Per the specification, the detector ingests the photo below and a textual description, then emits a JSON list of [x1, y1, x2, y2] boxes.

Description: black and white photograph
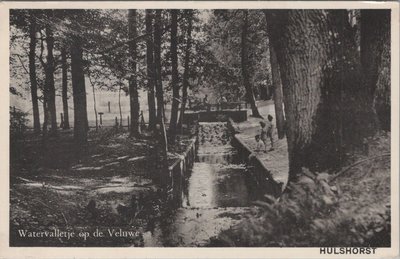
[[4, 1, 398, 254]]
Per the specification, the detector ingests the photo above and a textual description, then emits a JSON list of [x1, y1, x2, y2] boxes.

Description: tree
[[70, 34, 88, 145], [266, 9, 391, 181], [203, 11, 271, 106], [168, 9, 180, 141], [241, 10, 262, 118], [266, 10, 334, 180], [61, 47, 70, 129], [269, 43, 285, 139], [154, 10, 168, 154], [323, 10, 390, 152], [28, 14, 41, 133], [145, 9, 157, 131], [178, 10, 194, 128], [374, 23, 391, 131], [44, 10, 57, 134], [359, 10, 390, 134], [128, 9, 140, 137]]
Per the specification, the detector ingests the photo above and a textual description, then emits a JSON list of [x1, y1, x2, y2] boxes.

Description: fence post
[[108, 102, 111, 113], [127, 116, 130, 131]]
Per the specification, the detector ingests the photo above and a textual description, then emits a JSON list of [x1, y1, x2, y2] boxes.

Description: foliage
[[216, 174, 389, 246], [10, 106, 29, 140], [213, 132, 390, 247], [201, 10, 272, 102]]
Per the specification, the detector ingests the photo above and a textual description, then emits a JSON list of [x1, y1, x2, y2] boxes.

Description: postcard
[[1, 1, 398, 258]]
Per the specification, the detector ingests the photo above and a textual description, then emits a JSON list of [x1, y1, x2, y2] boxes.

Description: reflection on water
[[144, 123, 261, 247], [183, 148, 251, 208]]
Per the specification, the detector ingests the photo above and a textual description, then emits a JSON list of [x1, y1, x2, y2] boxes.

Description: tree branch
[[98, 16, 184, 55], [14, 54, 29, 75]]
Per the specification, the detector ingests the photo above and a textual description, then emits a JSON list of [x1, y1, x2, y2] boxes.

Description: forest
[[9, 9, 391, 247]]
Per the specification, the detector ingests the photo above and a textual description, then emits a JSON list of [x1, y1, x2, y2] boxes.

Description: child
[[259, 121, 268, 153], [267, 114, 274, 151], [255, 134, 264, 152]]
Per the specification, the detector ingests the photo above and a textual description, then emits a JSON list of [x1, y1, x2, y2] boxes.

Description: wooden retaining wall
[[167, 137, 198, 207]]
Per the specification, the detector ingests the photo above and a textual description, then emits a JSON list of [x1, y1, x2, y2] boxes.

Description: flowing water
[[143, 123, 263, 247]]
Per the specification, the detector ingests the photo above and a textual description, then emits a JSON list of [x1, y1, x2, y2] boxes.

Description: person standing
[[259, 121, 268, 153], [266, 114, 274, 151]]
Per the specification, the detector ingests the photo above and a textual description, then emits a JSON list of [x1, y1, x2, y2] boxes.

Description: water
[[143, 123, 261, 247]]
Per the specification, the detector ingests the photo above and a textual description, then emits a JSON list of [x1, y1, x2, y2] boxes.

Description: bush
[[214, 168, 390, 247], [10, 106, 29, 140]]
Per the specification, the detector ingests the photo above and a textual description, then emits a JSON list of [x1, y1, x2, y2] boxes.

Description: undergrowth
[[212, 132, 390, 247]]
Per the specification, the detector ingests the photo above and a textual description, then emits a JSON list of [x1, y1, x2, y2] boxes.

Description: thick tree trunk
[[169, 9, 180, 141], [28, 16, 40, 133], [269, 44, 285, 139], [45, 17, 57, 134], [70, 35, 88, 145], [61, 47, 70, 129], [178, 10, 193, 129], [326, 10, 389, 148], [241, 10, 262, 118], [267, 10, 336, 180], [154, 10, 168, 154], [322, 10, 363, 163], [145, 10, 157, 131], [374, 29, 391, 131], [128, 9, 140, 137], [360, 10, 390, 134]]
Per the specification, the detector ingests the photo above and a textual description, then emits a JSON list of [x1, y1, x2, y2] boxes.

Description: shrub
[[10, 106, 29, 140], [215, 168, 390, 247]]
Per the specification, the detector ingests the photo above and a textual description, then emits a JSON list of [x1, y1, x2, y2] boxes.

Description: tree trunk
[[360, 10, 390, 134], [61, 47, 70, 129], [154, 10, 168, 154], [374, 26, 391, 131], [241, 10, 262, 118], [145, 9, 157, 131], [70, 35, 88, 145], [266, 10, 336, 180], [128, 9, 140, 137], [178, 10, 193, 128], [324, 10, 361, 163], [326, 10, 389, 148], [118, 85, 123, 128], [45, 15, 57, 134], [269, 43, 285, 139], [169, 9, 180, 142], [28, 16, 40, 133]]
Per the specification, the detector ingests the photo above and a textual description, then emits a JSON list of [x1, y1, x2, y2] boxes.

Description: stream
[[143, 123, 264, 247]]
